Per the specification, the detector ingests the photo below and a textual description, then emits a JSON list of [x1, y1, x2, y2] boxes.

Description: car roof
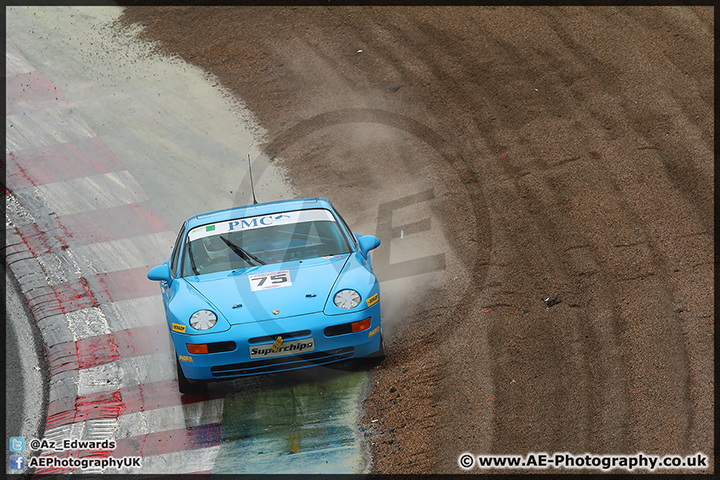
[[185, 197, 334, 229]]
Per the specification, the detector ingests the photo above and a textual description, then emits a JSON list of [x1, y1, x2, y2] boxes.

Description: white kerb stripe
[[6, 191, 37, 227], [6, 109, 95, 152], [32, 170, 148, 216], [109, 446, 221, 474], [66, 307, 112, 340], [77, 352, 175, 397], [70, 231, 176, 275], [114, 400, 224, 441], [100, 297, 166, 334], [6, 42, 35, 76], [41, 418, 119, 456]]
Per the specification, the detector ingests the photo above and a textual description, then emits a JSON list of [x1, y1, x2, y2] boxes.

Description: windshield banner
[[188, 209, 336, 242]]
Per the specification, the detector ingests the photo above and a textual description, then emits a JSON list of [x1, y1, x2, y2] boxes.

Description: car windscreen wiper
[[219, 235, 266, 266], [187, 241, 200, 275]]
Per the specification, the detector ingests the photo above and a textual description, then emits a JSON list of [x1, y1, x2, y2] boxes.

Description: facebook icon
[[10, 455, 25, 470]]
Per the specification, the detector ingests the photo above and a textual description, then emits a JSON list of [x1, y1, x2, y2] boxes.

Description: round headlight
[[334, 289, 361, 309], [189, 310, 217, 331]]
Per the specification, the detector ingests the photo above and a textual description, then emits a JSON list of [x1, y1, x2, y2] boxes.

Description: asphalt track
[[5, 264, 47, 471], [5, 6, 372, 475]]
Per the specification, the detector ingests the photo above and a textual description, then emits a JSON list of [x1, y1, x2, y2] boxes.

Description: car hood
[[183, 255, 350, 325]]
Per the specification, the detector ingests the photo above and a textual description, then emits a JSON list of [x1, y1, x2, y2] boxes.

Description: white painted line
[[5, 193, 35, 228], [111, 446, 221, 474], [36, 249, 84, 287], [32, 170, 148, 216], [115, 400, 224, 441], [82, 418, 118, 442], [100, 297, 167, 333], [41, 418, 118, 456], [48, 350, 175, 402], [40, 418, 119, 472], [5, 42, 35, 76], [66, 307, 112, 341], [70, 231, 176, 275], [41, 422, 83, 455], [5, 192, 37, 227], [77, 352, 175, 397], [6, 109, 95, 152]]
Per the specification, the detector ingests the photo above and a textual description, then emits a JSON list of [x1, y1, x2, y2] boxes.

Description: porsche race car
[[147, 198, 384, 393]]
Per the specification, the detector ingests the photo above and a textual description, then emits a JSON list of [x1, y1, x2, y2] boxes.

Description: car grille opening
[[207, 341, 236, 353], [210, 347, 354, 377], [324, 317, 371, 337], [248, 329, 311, 344]]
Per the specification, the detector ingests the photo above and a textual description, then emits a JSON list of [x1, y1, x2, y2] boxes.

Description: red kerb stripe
[[16, 201, 170, 256], [46, 379, 220, 430], [47, 324, 168, 375], [59, 201, 171, 246], [94, 267, 162, 303], [6, 137, 124, 189], [6, 71, 68, 116]]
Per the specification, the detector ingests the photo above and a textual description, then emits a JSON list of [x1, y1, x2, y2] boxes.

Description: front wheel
[[176, 354, 207, 394]]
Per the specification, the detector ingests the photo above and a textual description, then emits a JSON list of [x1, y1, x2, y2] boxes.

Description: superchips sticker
[[250, 339, 315, 359], [366, 293, 379, 307], [172, 323, 186, 333]]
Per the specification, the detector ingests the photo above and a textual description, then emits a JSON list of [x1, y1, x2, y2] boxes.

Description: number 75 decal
[[249, 270, 292, 291]]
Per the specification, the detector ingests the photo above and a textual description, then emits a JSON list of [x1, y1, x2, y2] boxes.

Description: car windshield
[[180, 208, 352, 277]]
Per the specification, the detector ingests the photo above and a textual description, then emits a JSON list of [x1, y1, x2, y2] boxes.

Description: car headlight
[[334, 289, 361, 309], [189, 310, 217, 331]]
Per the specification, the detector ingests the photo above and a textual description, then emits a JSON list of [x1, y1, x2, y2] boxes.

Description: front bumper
[[172, 303, 382, 380]]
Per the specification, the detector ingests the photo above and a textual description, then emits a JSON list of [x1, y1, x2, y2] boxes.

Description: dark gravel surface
[[118, 5, 713, 474]]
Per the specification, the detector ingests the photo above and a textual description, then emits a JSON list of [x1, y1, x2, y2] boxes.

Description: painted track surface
[[119, 5, 714, 474], [5, 13, 218, 469], [6, 6, 371, 475]]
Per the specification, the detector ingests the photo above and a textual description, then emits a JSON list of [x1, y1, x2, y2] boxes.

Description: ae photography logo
[[458, 451, 710, 472], [7, 436, 142, 472]]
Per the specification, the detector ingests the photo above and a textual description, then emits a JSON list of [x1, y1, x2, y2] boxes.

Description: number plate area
[[248, 270, 292, 291], [249, 338, 315, 359]]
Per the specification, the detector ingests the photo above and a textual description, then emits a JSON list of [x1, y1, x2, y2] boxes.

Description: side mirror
[[147, 264, 172, 283], [358, 235, 381, 257]]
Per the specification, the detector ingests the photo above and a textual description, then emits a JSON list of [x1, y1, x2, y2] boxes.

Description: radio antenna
[[247, 153, 258, 205]]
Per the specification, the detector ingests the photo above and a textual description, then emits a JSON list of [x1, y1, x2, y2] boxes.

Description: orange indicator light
[[351, 317, 372, 333], [187, 344, 209, 354]]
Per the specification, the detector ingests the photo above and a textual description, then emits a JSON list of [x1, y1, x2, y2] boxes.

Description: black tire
[[176, 354, 207, 394], [364, 334, 387, 363], [375, 334, 387, 358]]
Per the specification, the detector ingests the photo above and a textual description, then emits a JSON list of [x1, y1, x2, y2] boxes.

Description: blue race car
[[147, 198, 384, 393]]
